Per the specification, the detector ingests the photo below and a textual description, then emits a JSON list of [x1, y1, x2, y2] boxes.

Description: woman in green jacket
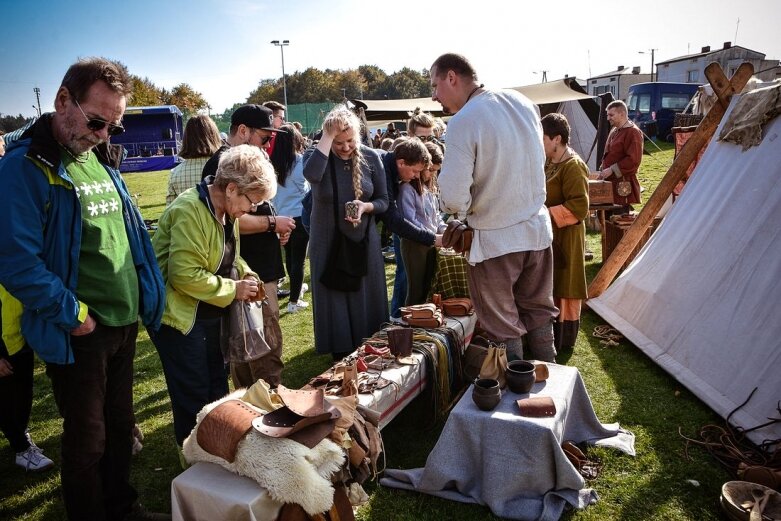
[[541, 113, 590, 352], [151, 144, 276, 446]]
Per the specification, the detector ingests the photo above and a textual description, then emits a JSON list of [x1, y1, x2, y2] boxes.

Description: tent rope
[[592, 325, 623, 347], [679, 388, 781, 476]]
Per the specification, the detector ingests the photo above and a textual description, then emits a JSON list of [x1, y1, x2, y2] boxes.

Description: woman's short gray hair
[[214, 144, 277, 200]]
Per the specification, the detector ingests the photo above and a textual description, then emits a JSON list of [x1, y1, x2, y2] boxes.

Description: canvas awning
[[353, 79, 594, 122]]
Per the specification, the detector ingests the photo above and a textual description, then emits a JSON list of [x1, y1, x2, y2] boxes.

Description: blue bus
[[111, 105, 183, 172], [626, 82, 699, 142]]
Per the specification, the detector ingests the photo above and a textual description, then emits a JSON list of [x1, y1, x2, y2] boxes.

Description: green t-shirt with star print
[[62, 148, 139, 326]]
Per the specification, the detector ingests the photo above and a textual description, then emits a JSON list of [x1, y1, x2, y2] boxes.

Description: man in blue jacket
[[0, 57, 165, 521]]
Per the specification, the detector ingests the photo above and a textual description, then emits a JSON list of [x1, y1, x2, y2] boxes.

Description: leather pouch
[[404, 311, 444, 328], [400, 303, 437, 320], [386, 326, 413, 357], [442, 220, 474, 254], [479, 343, 508, 389], [459, 227, 474, 254], [442, 297, 474, 316], [516, 396, 556, 417]]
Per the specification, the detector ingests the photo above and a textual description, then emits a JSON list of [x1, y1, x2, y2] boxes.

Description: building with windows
[[656, 42, 780, 84], [587, 66, 652, 100]]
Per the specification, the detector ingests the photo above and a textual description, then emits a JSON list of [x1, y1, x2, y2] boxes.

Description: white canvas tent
[[550, 98, 599, 170], [589, 92, 781, 445], [355, 79, 601, 168]]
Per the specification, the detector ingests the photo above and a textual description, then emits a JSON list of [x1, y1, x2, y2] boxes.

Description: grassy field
[[1, 141, 736, 520]]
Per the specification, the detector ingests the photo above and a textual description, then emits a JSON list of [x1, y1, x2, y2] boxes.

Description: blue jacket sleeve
[[0, 153, 82, 330]]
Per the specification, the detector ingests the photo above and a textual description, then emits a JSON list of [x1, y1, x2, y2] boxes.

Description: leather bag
[[479, 343, 508, 388], [442, 297, 474, 317], [400, 303, 437, 319], [222, 268, 270, 363], [404, 313, 444, 328], [320, 156, 370, 292], [386, 326, 413, 357], [442, 220, 473, 254]]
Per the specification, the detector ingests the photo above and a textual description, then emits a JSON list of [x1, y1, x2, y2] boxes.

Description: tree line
[[1, 65, 431, 132]]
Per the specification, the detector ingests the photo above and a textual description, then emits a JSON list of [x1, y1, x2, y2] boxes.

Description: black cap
[[231, 104, 284, 132]]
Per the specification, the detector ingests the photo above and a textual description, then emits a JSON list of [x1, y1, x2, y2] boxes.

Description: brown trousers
[[466, 247, 558, 341], [230, 281, 284, 388]]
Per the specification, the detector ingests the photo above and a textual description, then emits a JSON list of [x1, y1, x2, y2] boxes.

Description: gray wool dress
[[303, 146, 389, 355]]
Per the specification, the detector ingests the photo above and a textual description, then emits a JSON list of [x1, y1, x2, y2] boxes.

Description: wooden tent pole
[[587, 62, 755, 299]]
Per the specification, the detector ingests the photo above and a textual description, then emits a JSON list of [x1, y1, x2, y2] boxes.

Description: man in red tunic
[[595, 100, 643, 212]]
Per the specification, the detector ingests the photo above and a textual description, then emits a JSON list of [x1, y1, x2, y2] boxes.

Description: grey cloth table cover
[[381, 363, 635, 521]]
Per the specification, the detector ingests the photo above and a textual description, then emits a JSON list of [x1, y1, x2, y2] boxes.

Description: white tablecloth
[[381, 364, 635, 521], [172, 462, 282, 521], [358, 314, 477, 429]]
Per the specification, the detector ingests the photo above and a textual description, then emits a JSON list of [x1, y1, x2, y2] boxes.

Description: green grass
[[1, 146, 734, 520]]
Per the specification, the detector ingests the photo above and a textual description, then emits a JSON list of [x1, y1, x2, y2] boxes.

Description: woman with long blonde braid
[[303, 107, 389, 359]]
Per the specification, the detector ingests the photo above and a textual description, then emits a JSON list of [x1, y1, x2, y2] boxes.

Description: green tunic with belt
[[545, 156, 589, 299]]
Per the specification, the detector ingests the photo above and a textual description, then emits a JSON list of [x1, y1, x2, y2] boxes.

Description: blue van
[[626, 82, 699, 142]]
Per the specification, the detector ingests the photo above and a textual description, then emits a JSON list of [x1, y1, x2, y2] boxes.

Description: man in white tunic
[[431, 53, 558, 361]]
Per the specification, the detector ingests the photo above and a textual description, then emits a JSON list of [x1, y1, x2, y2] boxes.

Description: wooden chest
[[589, 180, 614, 205], [603, 216, 663, 270]]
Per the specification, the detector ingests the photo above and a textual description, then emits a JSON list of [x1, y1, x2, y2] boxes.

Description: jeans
[[284, 216, 310, 302], [389, 234, 407, 318], [46, 322, 139, 521], [0, 343, 34, 453], [151, 318, 228, 445]]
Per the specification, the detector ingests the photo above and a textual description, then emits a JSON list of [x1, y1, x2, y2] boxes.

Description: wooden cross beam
[[587, 62, 755, 299]]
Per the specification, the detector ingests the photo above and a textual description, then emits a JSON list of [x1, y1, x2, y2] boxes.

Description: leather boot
[[553, 320, 563, 351], [505, 337, 524, 362], [561, 320, 580, 350], [525, 322, 557, 362]]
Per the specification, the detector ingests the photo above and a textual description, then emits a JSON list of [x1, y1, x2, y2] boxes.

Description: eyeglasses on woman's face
[[243, 193, 262, 211]]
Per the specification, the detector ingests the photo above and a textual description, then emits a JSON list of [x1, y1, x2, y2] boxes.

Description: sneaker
[[299, 283, 309, 300], [287, 300, 309, 313], [15, 445, 54, 472]]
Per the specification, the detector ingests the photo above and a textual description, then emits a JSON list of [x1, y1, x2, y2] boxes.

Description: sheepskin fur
[[183, 391, 345, 515]]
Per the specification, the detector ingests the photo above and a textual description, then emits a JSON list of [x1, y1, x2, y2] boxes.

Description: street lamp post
[[639, 49, 658, 82], [270, 39, 289, 108]]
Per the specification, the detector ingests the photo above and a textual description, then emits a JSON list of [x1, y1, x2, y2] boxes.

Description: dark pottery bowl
[[506, 360, 536, 394], [472, 378, 502, 411]]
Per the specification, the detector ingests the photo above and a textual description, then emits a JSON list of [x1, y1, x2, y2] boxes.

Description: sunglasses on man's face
[[250, 129, 273, 145], [71, 96, 125, 136], [415, 135, 437, 142]]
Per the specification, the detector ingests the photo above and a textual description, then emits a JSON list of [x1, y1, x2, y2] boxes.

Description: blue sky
[[1, 0, 779, 118]]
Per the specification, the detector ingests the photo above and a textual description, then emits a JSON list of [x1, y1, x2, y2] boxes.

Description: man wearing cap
[[201, 104, 293, 389]]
